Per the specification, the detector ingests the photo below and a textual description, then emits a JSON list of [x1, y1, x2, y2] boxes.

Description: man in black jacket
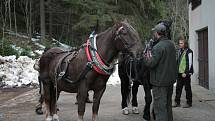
[[143, 22, 177, 121], [173, 36, 193, 108]]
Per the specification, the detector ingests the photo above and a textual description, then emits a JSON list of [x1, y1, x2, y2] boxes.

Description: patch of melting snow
[[0, 56, 39, 88], [107, 65, 121, 86], [34, 50, 44, 55], [0, 55, 121, 88]]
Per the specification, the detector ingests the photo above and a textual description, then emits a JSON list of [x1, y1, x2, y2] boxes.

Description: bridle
[[114, 25, 136, 52], [84, 23, 138, 76]]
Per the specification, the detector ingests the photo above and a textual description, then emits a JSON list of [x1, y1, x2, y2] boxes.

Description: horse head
[[113, 19, 143, 59]]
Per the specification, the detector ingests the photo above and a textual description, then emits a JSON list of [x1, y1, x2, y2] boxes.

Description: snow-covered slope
[[0, 56, 120, 88]]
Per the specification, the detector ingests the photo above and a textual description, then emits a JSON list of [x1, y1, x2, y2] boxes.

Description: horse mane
[[121, 20, 140, 40], [96, 20, 140, 40], [97, 27, 114, 37]]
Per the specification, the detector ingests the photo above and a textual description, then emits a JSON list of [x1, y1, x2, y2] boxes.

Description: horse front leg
[[77, 80, 88, 121], [143, 82, 152, 121], [92, 86, 106, 121]]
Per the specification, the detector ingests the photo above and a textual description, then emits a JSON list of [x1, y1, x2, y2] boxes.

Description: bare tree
[[40, 0, 45, 41], [8, 0, 12, 30], [167, 0, 189, 41], [13, 0, 17, 35], [29, 0, 32, 38], [1, 0, 8, 51]]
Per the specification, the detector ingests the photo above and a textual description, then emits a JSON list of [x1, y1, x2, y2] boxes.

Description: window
[[189, 0, 201, 10]]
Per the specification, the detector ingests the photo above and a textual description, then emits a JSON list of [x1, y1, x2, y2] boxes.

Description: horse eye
[[121, 28, 127, 34]]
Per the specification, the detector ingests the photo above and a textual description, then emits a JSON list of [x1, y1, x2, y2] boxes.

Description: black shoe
[[183, 103, 192, 108], [35, 107, 43, 115], [172, 102, 181, 107]]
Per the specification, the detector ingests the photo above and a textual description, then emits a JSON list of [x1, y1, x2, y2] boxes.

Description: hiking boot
[[183, 103, 192, 108], [35, 103, 43, 115], [122, 107, 129, 115], [35, 106, 43, 115], [172, 102, 181, 107], [132, 107, 139, 114]]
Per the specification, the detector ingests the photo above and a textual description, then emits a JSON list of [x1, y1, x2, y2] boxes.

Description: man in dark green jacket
[[143, 23, 177, 121]]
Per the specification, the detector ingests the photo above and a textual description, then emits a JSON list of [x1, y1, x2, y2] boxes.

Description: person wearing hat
[[142, 22, 177, 121]]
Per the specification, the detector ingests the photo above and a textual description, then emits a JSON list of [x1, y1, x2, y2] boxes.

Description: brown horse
[[39, 20, 142, 121]]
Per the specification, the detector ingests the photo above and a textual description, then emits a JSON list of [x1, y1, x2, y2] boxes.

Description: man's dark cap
[[152, 23, 166, 35]]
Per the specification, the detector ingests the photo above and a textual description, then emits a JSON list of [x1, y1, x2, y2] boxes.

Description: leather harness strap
[[55, 51, 78, 81]]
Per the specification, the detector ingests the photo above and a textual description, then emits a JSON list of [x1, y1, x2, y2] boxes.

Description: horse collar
[[85, 33, 114, 76]]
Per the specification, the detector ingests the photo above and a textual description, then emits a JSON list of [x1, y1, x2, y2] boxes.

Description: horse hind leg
[[43, 79, 56, 121], [52, 87, 60, 121], [49, 81, 60, 121]]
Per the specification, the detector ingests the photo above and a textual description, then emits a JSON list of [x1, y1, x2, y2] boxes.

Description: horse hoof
[[53, 114, 59, 121], [46, 116, 53, 121], [122, 107, 129, 115], [35, 107, 43, 115], [132, 107, 139, 114]]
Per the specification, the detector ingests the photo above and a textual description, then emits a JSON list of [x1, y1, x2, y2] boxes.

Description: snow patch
[[107, 65, 121, 86], [0, 55, 121, 88], [0, 56, 38, 88], [34, 50, 44, 55], [34, 43, 46, 49]]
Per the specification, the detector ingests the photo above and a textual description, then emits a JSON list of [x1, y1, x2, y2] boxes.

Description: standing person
[[173, 36, 193, 108], [142, 22, 177, 121]]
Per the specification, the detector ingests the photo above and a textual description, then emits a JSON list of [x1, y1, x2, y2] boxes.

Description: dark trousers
[[152, 85, 173, 121], [175, 74, 192, 105]]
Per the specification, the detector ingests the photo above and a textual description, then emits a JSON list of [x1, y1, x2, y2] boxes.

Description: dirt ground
[[0, 85, 215, 121], [0, 88, 32, 103]]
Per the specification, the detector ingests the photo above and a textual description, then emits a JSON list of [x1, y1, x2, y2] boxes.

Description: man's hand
[[182, 73, 186, 78], [144, 50, 152, 60]]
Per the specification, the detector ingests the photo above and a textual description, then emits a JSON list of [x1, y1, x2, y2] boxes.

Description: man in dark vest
[[142, 22, 177, 121], [173, 36, 193, 108]]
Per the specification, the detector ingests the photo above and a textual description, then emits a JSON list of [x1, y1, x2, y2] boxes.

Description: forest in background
[[0, 0, 189, 58]]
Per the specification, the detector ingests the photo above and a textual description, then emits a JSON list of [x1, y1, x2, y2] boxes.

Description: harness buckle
[[87, 61, 94, 69], [58, 71, 66, 77]]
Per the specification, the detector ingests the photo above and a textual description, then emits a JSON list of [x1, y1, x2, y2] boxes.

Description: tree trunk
[[8, 0, 12, 30], [29, 0, 32, 38], [13, 0, 17, 35], [48, 2, 52, 37], [40, 0, 45, 41]]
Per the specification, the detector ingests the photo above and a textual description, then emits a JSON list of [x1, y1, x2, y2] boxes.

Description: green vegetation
[[0, 0, 188, 57], [0, 39, 19, 57]]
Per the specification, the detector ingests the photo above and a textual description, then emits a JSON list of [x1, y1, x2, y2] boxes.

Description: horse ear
[[114, 20, 121, 28], [123, 19, 128, 24]]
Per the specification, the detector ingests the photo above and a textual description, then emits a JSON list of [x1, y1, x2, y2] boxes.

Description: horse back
[[39, 47, 65, 79]]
